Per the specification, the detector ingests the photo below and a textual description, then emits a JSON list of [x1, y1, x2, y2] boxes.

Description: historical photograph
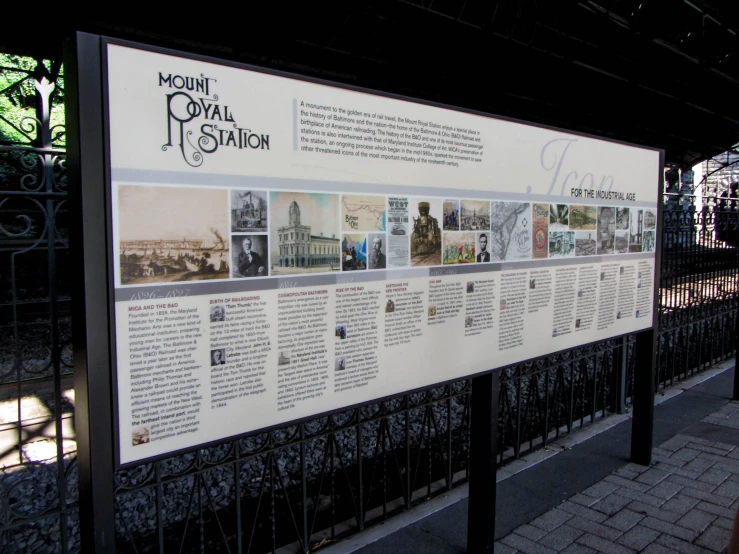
[[532, 203, 549, 259], [367, 233, 387, 270], [270, 191, 340, 274], [643, 230, 656, 252], [597, 206, 616, 255], [428, 305, 437, 317], [550, 204, 569, 231], [385, 299, 395, 313], [549, 231, 575, 257], [231, 190, 267, 232], [460, 199, 490, 231], [616, 207, 630, 230], [569, 205, 597, 230], [410, 198, 442, 266], [211, 348, 226, 366], [467, 281, 475, 293], [335, 325, 347, 339], [342, 234, 367, 271], [615, 230, 629, 253], [278, 351, 291, 366], [210, 305, 225, 322], [477, 232, 491, 262], [629, 208, 644, 252], [231, 235, 268, 278], [643, 209, 657, 230], [443, 232, 476, 264], [342, 194, 387, 232], [335, 356, 346, 371], [575, 231, 596, 256], [490, 201, 531, 261], [118, 185, 230, 284], [443, 199, 460, 230], [132, 426, 150, 446]]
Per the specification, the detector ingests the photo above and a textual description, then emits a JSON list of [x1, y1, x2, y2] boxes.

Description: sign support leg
[[733, 309, 739, 400], [630, 329, 656, 466], [67, 32, 117, 552], [467, 371, 500, 553]]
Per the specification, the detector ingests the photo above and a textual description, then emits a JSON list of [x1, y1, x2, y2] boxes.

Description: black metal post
[[612, 336, 627, 414], [630, 156, 664, 466], [66, 32, 117, 552], [629, 329, 657, 465], [467, 371, 500, 554], [734, 309, 739, 400]]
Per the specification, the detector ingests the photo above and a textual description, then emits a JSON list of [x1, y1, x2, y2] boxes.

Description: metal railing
[[1, 52, 738, 553]]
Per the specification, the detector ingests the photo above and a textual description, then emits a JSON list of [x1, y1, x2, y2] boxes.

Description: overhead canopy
[[3, 0, 739, 167]]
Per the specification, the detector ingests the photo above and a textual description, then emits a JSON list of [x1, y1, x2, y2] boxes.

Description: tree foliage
[[0, 53, 65, 146]]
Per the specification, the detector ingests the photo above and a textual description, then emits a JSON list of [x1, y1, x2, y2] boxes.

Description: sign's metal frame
[[67, 32, 663, 552]]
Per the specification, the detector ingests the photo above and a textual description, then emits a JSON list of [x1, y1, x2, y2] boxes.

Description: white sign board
[[103, 42, 661, 465]]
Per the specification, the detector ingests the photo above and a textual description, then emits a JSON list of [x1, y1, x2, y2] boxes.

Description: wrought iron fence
[[1, 50, 738, 554], [0, 54, 75, 553]]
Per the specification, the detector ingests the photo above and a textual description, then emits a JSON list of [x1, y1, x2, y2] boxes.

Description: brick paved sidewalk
[[496, 402, 739, 554]]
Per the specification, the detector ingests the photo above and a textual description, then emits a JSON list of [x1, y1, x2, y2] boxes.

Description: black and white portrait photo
[[368, 234, 387, 269], [232, 235, 268, 278], [211, 348, 226, 366]]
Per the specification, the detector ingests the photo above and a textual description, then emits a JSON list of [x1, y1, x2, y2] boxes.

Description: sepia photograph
[[443, 199, 460, 230], [549, 231, 575, 258], [597, 206, 615, 255], [385, 298, 395, 313], [231, 190, 267, 232], [118, 185, 230, 285], [232, 235, 268, 278], [460, 200, 490, 231], [443, 232, 476, 264], [410, 198, 442, 266], [278, 351, 291, 366], [132, 426, 150, 446], [550, 204, 569, 231], [490, 201, 531, 261], [569, 205, 597, 230], [270, 191, 340, 275]]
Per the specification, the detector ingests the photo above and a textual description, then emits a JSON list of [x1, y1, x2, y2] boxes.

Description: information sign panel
[[100, 41, 661, 465]]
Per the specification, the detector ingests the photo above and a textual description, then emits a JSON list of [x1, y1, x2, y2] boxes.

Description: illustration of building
[[231, 191, 267, 229], [277, 201, 340, 268]]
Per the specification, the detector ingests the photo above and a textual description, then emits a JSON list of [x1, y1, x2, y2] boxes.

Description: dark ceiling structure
[[3, 0, 739, 167]]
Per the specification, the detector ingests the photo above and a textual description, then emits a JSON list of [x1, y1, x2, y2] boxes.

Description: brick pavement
[[495, 402, 739, 553]]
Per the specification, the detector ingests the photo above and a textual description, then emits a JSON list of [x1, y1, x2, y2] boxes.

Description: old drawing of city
[[118, 185, 230, 284]]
